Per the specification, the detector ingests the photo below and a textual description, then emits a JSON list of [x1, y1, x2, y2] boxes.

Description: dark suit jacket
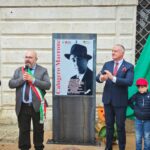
[[96, 60, 134, 107], [67, 68, 93, 95], [9, 64, 51, 116]]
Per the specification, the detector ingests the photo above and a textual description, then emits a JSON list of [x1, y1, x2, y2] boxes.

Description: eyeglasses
[[25, 56, 33, 59]]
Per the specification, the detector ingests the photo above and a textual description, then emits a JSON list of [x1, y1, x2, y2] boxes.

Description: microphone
[[24, 65, 29, 71], [24, 65, 29, 83], [101, 71, 106, 75]]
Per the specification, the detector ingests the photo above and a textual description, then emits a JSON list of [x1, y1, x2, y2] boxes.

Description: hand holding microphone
[[104, 70, 113, 80], [99, 71, 108, 81], [23, 65, 33, 83]]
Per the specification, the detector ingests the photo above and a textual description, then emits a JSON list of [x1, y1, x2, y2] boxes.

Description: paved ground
[[0, 124, 135, 150]]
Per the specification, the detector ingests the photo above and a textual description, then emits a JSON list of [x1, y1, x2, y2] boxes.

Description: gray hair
[[115, 44, 125, 52]]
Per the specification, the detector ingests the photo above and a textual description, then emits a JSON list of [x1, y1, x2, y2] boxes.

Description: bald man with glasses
[[9, 50, 51, 150]]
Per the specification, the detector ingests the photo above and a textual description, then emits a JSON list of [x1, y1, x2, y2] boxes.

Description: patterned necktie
[[113, 62, 119, 76]]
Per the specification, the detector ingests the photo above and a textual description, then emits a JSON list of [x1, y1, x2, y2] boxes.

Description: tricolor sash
[[22, 67, 47, 124]]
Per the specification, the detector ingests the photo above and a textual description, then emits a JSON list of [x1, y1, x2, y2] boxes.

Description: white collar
[[77, 73, 84, 81], [114, 59, 123, 65]]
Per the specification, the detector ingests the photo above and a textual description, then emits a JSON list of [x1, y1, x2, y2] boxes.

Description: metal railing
[[136, 0, 150, 62]]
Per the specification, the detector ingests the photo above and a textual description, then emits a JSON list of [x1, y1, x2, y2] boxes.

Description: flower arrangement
[[95, 106, 118, 145]]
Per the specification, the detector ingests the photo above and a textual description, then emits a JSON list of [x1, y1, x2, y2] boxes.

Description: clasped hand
[[23, 72, 33, 83], [100, 70, 114, 81]]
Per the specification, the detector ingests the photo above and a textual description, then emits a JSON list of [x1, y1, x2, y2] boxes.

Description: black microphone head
[[102, 71, 106, 75], [25, 65, 29, 71]]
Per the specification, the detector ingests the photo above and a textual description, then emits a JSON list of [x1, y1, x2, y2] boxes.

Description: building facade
[[0, 0, 138, 130]]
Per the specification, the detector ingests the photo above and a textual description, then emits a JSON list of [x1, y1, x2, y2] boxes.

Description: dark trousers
[[18, 103, 44, 150], [104, 104, 127, 150]]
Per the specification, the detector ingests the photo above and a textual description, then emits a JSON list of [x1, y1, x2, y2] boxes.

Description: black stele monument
[[51, 33, 96, 144]]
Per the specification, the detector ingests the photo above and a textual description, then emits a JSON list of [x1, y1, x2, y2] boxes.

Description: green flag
[[126, 35, 150, 119]]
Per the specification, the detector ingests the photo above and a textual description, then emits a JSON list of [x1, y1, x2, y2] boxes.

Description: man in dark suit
[[96, 44, 134, 150], [64, 44, 93, 95], [9, 50, 51, 150]]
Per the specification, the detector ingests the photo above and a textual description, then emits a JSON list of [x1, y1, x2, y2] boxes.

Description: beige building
[[0, 0, 138, 130]]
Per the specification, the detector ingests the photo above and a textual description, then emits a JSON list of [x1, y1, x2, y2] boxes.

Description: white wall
[[0, 0, 138, 130]]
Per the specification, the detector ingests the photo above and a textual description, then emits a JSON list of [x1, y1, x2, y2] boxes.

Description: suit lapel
[[110, 61, 114, 74], [34, 64, 39, 77], [82, 68, 89, 82]]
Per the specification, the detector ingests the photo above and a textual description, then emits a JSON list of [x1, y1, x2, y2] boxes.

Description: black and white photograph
[[54, 35, 95, 96]]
